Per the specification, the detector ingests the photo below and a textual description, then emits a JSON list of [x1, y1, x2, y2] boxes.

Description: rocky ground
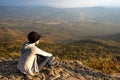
[[0, 60, 120, 80]]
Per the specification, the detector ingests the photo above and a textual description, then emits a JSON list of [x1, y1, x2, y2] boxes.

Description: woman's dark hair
[[27, 31, 41, 43]]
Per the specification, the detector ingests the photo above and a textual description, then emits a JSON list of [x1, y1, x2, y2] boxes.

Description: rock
[[0, 74, 2, 78], [112, 73, 120, 78], [112, 56, 120, 62], [0, 60, 119, 80]]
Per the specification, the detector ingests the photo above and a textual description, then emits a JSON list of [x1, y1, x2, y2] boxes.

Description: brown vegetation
[[0, 19, 120, 78]]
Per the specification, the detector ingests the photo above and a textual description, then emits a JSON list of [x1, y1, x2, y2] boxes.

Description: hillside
[[0, 60, 120, 80], [0, 29, 120, 79], [0, 37, 120, 74]]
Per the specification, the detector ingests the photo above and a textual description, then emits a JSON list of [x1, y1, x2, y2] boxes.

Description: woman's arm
[[35, 47, 53, 57]]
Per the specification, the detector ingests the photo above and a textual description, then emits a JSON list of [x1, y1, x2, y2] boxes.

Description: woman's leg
[[37, 56, 50, 70], [37, 56, 59, 70]]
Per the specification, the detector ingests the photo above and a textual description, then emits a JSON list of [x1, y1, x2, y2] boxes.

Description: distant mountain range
[[0, 6, 120, 24]]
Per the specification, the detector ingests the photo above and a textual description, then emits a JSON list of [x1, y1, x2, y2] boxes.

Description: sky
[[0, 0, 120, 8]]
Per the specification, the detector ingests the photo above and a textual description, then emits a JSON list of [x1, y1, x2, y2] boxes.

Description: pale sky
[[0, 0, 120, 8]]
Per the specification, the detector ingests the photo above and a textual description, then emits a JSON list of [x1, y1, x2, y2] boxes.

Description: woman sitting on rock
[[17, 31, 58, 76]]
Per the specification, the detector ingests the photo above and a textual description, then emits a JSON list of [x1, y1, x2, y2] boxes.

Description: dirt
[[0, 60, 119, 80]]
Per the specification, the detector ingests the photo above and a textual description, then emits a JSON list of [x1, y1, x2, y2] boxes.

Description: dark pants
[[37, 55, 56, 70], [37, 56, 50, 70]]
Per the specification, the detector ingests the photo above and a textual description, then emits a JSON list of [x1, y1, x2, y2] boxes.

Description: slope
[[0, 60, 119, 80]]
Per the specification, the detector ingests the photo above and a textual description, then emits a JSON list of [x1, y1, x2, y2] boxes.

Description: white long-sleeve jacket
[[17, 42, 52, 75]]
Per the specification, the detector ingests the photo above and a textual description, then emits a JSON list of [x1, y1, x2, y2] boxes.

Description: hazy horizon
[[0, 0, 120, 8]]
